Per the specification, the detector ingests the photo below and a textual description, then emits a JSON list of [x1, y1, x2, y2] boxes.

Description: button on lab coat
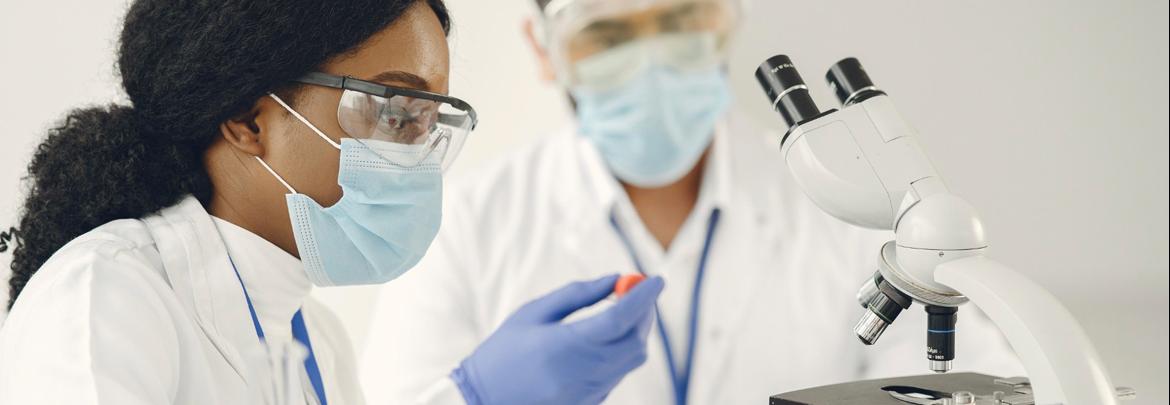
[[0, 196, 366, 404], [361, 110, 1023, 404]]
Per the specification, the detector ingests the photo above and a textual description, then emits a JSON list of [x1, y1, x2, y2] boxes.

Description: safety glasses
[[295, 72, 478, 171], [542, 0, 739, 89]]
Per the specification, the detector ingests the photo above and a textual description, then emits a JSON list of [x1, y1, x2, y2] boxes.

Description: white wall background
[[2, 0, 1167, 402]]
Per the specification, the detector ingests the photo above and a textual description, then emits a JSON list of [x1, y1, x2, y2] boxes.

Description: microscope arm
[[935, 256, 1119, 405]]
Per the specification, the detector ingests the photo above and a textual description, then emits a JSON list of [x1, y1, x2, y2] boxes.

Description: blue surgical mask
[[571, 65, 730, 188], [256, 96, 442, 286], [569, 35, 731, 188]]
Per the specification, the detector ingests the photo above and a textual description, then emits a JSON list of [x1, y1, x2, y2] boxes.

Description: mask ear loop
[[254, 156, 297, 194], [259, 93, 344, 194], [268, 93, 342, 150]]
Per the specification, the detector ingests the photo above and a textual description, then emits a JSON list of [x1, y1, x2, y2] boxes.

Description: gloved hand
[[450, 274, 664, 405]]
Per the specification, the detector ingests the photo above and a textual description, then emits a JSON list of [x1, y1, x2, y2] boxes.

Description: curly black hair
[[4, 0, 451, 309]]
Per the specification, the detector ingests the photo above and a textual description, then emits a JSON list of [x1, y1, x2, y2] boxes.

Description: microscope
[[754, 55, 1133, 404]]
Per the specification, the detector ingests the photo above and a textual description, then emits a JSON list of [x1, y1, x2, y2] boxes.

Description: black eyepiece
[[826, 57, 886, 106], [755, 55, 821, 130]]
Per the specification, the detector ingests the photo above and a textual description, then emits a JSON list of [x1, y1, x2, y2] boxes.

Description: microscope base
[[770, 372, 1028, 405]]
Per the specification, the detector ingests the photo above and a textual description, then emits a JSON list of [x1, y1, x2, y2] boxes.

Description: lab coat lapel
[[689, 117, 784, 403], [562, 116, 779, 402], [689, 207, 777, 403], [559, 214, 618, 279], [557, 131, 627, 282], [561, 214, 679, 402], [556, 133, 678, 402], [142, 196, 262, 383], [562, 206, 773, 404]]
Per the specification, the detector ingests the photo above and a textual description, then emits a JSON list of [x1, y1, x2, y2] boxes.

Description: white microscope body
[[755, 55, 1125, 404]]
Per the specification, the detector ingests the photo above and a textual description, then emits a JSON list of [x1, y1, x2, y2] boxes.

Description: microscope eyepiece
[[826, 57, 886, 106], [755, 55, 822, 131]]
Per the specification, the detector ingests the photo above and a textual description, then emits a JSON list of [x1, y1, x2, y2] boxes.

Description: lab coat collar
[[211, 216, 311, 341], [570, 113, 733, 266], [141, 196, 268, 384]]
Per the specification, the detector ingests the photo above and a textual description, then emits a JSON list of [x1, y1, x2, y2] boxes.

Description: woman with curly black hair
[[0, 0, 669, 402], [0, 0, 664, 404]]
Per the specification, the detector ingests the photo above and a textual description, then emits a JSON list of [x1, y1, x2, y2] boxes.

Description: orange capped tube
[[613, 274, 646, 298]]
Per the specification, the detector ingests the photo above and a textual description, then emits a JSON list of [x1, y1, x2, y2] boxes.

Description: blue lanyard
[[229, 258, 328, 405], [608, 208, 721, 405]]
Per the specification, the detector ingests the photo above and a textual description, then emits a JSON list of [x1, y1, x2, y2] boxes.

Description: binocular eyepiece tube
[[755, 55, 886, 136], [755, 55, 822, 130], [826, 57, 886, 106]]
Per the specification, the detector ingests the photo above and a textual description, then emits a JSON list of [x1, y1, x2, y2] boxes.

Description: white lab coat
[[361, 110, 1023, 404], [0, 196, 366, 404]]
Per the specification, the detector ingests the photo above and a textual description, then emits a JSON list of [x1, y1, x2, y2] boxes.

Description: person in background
[[361, 0, 1023, 403], [0, 0, 663, 403]]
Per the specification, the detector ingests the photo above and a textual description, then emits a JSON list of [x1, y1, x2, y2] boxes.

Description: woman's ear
[[219, 102, 267, 157], [523, 17, 557, 83]]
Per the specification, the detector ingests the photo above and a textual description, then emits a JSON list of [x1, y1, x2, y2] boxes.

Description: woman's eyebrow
[[369, 70, 431, 91]]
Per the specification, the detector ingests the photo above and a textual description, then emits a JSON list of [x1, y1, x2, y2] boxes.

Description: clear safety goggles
[[541, 0, 738, 89], [294, 72, 478, 171]]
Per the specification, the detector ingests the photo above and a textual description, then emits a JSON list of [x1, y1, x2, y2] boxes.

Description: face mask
[[255, 95, 443, 286], [569, 35, 731, 188]]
